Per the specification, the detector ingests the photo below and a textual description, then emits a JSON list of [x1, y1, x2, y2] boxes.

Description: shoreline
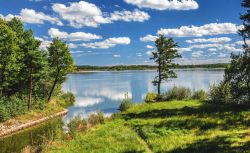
[[71, 68, 225, 73], [0, 109, 68, 138]]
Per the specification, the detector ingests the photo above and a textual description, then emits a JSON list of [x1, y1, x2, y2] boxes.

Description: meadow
[[46, 100, 250, 153]]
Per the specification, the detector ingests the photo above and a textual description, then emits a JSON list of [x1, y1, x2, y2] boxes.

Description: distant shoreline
[[74, 63, 228, 72]]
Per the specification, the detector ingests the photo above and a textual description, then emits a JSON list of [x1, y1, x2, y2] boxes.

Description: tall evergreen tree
[[224, 0, 250, 104], [151, 35, 181, 95], [47, 38, 74, 102], [22, 30, 48, 110], [0, 19, 20, 96]]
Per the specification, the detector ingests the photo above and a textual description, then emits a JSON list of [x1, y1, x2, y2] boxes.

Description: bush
[[59, 92, 75, 107], [162, 86, 192, 101], [88, 111, 105, 126], [67, 116, 87, 136], [208, 83, 232, 104], [145, 93, 158, 103], [119, 93, 133, 112], [192, 90, 208, 101], [0, 95, 27, 122]]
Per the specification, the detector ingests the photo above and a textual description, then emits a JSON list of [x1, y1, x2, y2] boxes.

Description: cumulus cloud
[[20, 8, 63, 25], [158, 23, 242, 37], [178, 47, 192, 52], [0, 9, 63, 25], [186, 37, 232, 44], [68, 43, 78, 49], [190, 43, 243, 52], [140, 34, 158, 42], [52, 1, 150, 28], [124, 0, 199, 11], [81, 37, 131, 49], [192, 51, 203, 58], [235, 40, 250, 45], [48, 28, 102, 41], [146, 45, 154, 49], [52, 1, 110, 28], [110, 9, 150, 22]]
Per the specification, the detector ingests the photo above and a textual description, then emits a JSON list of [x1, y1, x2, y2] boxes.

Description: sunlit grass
[[47, 100, 250, 153]]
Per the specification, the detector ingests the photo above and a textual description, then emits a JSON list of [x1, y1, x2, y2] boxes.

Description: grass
[[46, 100, 250, 153]]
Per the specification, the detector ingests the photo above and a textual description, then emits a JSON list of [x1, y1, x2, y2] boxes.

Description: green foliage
[[0, 17, 75, 119], [220, 0, 250, 104], [151, 35, 181, 95], [47, 38, 75, 102], [119, 93, 133, 112], [88, 111, 105, 126], [67, 116, 87, 137], [58, 92, 75, 107], [0, 95, 26, 121], [162, 86, 192, 101], [192, 89, 208, 101], [145, 93, 158, 103], [75, 63, 228, 72], [208, 83, 232, 104]]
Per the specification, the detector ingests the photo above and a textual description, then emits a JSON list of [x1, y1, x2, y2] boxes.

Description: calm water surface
[[62, 69, 224, 123]]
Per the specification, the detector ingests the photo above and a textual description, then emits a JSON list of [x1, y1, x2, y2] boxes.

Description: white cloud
[[20, 8, 63, 25], [235, 40, 250, 45], [68, 43, 78, 49], [158, 23, 241, 37], [40, 40, 52, 50], [192, 51, 203, 58], [124, 0, 199, 11], [186, 37, 232, 44], [81, 37, 131, 49], [208, 48, 217, 52], [140, 34, 157, 42], [146, 50, 154, 56], [52, 1, 149, 28], [146, 45, 154, 49], [217, 53, 228, 58], [190, 43, 243, 52], [113, 54, 121, 58], [177, 47, 192, 52], [48, 28, 102, 41], [52, 1, 110, 28], [110, 9, 150, 22]]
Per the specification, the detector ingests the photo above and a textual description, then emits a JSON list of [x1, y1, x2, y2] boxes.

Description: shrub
[[59, 92, 75, 107], [0, 104, 10, 122], [162, 86, 192, 101], [208, 83, 232, 104], [88, 111, 105, 126], [0, 95, 27, 122], [67, 116, 87, 136], [192, 90, 208, 101], [119, 93, 133, 112], [145, 93, 158, 103]]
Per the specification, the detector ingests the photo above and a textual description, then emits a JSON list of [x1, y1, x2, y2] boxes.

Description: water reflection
[[62, 69, 224, 122]]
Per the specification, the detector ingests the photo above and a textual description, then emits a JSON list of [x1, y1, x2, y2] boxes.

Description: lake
[[62, 69, 224, 123], [0, 69, 224, 153]]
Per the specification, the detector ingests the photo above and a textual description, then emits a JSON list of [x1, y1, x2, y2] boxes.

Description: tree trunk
[[28, 69, 32, 111], [47, 77, 58, 103]]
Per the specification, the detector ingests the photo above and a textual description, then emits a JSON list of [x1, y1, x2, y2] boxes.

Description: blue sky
[[0, 0, 245, 65]]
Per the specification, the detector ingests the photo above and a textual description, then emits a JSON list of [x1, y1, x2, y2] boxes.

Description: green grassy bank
[[46, 100, 250, 153]]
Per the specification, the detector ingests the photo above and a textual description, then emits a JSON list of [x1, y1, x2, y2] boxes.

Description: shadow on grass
[[123, 103, 250, 120], [165, 135, 250, 153]]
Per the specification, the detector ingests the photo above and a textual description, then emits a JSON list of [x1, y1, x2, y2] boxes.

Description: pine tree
[[151, 35, 181, 95]]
